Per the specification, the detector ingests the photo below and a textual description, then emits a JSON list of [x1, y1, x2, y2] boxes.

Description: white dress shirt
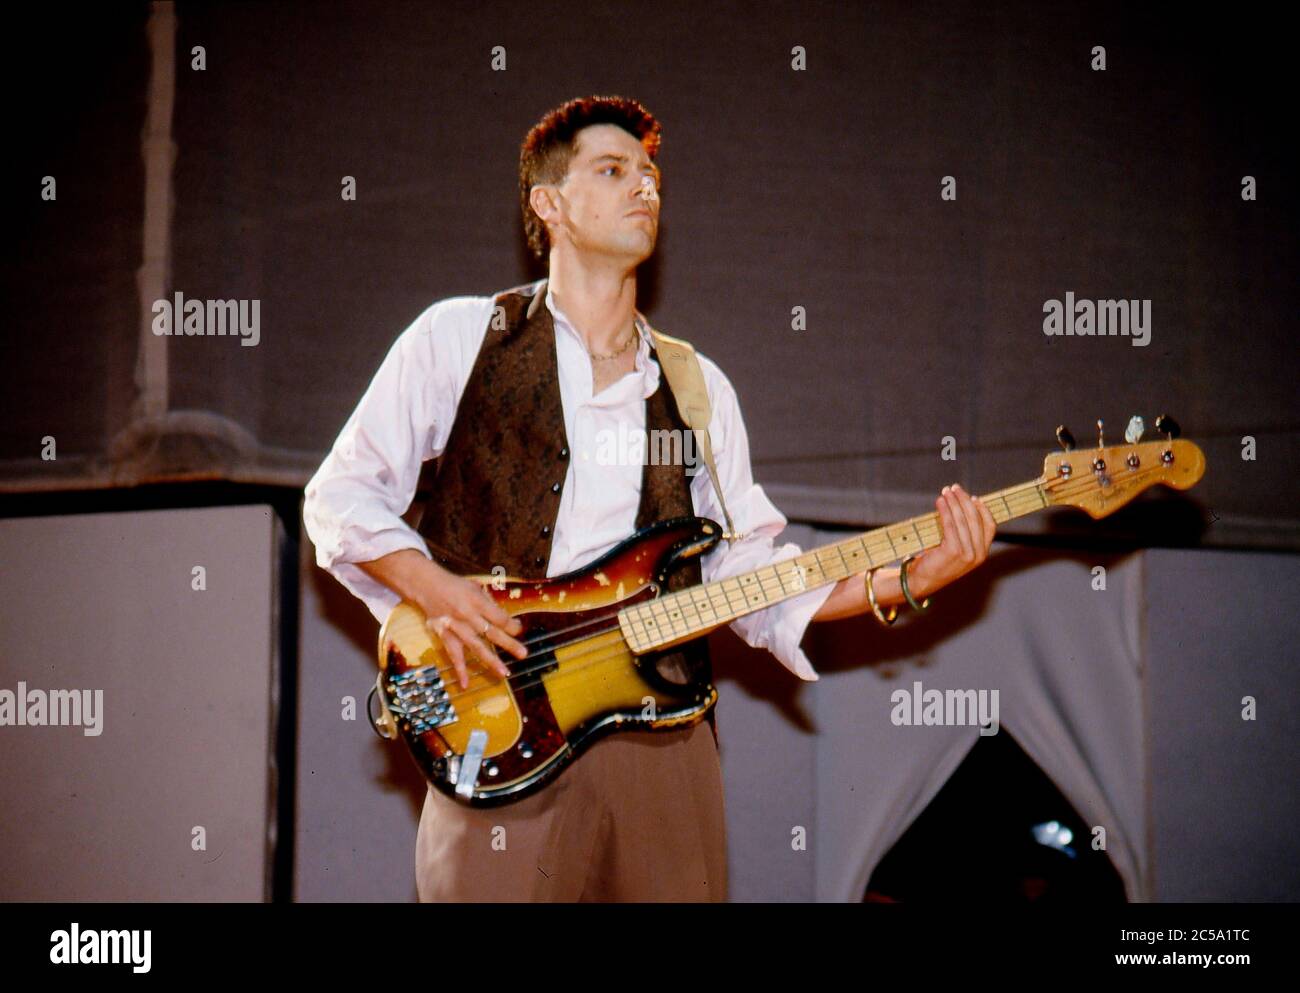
[[303, 279, 834, 681]]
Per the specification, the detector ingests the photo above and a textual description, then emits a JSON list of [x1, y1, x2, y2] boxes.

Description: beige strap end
[[647, 326, 742, 542]]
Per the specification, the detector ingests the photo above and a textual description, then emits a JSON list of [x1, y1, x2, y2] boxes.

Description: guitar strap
[[641, 319, 742, 543]]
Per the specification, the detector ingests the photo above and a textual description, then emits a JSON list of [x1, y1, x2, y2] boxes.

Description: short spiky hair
[[519, 95, 662, 262]]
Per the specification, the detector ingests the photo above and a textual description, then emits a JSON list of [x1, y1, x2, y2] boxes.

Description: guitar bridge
[[384, 666, 457, 734]]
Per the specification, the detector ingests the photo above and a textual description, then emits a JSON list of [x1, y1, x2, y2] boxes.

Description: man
[[303, 95, 996, 902]]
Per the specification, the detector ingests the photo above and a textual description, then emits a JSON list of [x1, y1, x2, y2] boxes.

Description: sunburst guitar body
[[372, 422, 1206, 807], [373, 517, 725, 806]]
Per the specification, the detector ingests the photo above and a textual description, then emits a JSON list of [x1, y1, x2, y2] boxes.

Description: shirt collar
[[543, 281, 660, 400]]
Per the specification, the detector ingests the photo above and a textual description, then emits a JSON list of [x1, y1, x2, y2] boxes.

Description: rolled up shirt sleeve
[[690, 356, 833, 681], [302, 296, 490, 623]]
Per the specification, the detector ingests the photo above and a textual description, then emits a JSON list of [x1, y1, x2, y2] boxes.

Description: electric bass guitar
[[371, 417, 1205, 805]]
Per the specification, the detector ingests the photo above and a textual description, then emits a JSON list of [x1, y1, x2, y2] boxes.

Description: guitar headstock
[[1040, 415, 1206, 519]]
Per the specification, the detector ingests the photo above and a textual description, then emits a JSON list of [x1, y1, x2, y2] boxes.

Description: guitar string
[[402, 465, 1163, 709], [417, 478, 1048, 669], [423, 472, 1059, 686], [403, 473, 1112, 710], [393, 463, 1168, 715]]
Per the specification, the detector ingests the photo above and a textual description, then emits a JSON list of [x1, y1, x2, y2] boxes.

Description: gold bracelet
[[899, 554, 931, 612], [864, 567, 898, 626]]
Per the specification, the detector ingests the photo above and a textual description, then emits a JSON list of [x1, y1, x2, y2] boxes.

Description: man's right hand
[[356, 549, 528, 691], [418, 565, 528, 690]]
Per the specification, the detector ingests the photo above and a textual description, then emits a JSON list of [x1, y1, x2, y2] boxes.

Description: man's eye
[[601, 165, 621, 176]]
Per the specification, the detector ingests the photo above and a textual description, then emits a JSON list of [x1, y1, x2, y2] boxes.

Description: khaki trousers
[[415, 719, 726, 902]]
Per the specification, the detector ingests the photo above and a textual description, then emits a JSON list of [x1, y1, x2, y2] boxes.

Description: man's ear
[[529, 184, 560, 229]]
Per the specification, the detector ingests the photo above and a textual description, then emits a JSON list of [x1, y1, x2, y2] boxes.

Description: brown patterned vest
[[413, 280, 714, 689]]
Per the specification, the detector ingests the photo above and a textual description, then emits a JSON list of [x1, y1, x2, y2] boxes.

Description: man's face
[[536, 123, 662, 264]]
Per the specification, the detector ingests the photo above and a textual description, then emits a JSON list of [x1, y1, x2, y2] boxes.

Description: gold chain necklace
[[587, 321, 640, 362]]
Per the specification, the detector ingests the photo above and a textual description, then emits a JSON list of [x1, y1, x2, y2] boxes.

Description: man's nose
[[634, 176, 659, 205]]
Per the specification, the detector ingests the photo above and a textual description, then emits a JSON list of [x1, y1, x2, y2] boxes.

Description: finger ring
[[481, 620, 491, 637]]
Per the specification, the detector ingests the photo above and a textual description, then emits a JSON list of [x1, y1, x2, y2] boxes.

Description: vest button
[[551, 482, 561, 493], [541, 525, 550, 536], [559, 447, 569, 459], [534, 556, 545, 567]]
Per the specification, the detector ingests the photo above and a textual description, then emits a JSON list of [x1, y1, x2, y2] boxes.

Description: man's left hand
[[908, 484, 997, 596]]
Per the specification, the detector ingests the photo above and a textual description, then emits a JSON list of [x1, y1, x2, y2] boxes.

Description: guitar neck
[[619, 478, 1048, 654]]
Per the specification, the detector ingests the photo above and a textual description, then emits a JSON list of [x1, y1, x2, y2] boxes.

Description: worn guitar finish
[[374, 517, 724, 807], [374, 430, 1207, 806]]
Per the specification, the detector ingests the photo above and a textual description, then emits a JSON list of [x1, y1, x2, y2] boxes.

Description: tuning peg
[[1155, 413, 1181, 440], [1124, 415, 1145, 445], [1090, 419, 1110, 476], [1055, 425, 1075, 451]]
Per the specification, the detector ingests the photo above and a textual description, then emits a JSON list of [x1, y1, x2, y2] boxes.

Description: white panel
[[0, 506, 277, 900], [1146, 547, 1300, 901]]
